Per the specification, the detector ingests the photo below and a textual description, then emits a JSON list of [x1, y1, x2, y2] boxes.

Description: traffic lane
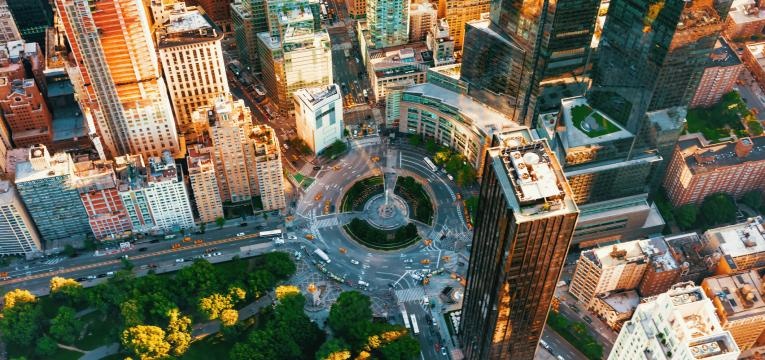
[[541, 327, 587, 360], [405, 303, 443, 360]]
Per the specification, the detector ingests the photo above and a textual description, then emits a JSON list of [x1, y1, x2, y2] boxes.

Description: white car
[[236, 232, 245, 236], [350, 259, 360, 265], [175, 258, 185, 263], [213, 252, 222, 256]]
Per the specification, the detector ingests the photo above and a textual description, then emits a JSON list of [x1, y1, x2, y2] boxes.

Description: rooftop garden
[[686, 91, 750, 142], [570, 104, 621, 138]]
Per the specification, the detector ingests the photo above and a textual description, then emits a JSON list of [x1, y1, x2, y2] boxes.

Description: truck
[[314, 248, 331, 263]]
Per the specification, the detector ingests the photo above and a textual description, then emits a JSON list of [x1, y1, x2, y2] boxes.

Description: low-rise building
[[743, 41, 765, 90], [0, 180, 41, 258], [397, 82, 518, 173], [591, 290, 639, 331], [608, 284, 740, 360], [725, 2, 765, 40], [569, 239, 650, 307], [572, 194, 665, 249], [638, 236, 684, 297], [663, 135, 765, 206], [293, 84, 344, 155], [705, 216, 765, 274], [690, 38, 743, 109], [702, 269, 765, 351], [73, 159, 132, 241]]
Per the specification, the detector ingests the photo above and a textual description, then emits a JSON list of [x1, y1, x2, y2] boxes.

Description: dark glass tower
[[460, 128, 579, 360], [6, 0, 53, 46], [459, 0, 599, 127]]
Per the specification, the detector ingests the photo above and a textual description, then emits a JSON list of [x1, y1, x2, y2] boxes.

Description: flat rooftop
[[703, 269, 765, 322], [559, 97, 633, 148], [15, 150, 72, 183], [729, 2, 765, 26], [402, 82, 518, 138], [487, 129, 578, 221], [583, 239, 649, 269], [706, 38, 742, 68], [294, 84, 340, 107], [746, 42, 765, 68], [705, 216, 765, 260], [599, 290, 639, 314], [158, 9, 222, 48], [676, 136, 765, 174]]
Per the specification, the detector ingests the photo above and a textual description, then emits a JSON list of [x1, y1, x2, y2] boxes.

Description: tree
[[408, 135, 422, 146], [199, 293, 234, 320], [64, 244, 77, 257], [120, 299, 145, 327], [275, 285, 301, 300], [220, 309, 239, 327], [3, 288, 36, 309], [175, 259, 221, 301], [199, 222, 207, 234], [35, 335, 58, 357], [328, 291, 373, 349], [0, 301, 43, 347], [121, 325, 171, 360], [741, 190, 764, 211], [424, 139, 438, 153], [701, 193, 737, 226], [165, 309, 192, 356], [49, 306, 82, 344], [674, 204, 699, 230], [215, 216, 226, 229], [379, 336, 420, 360], [264, 251, 296, 279], [50, 276, 82, 294], [229, 287, 247, 302], [316, 339, 352, 360], [248, 269, 276, 298]]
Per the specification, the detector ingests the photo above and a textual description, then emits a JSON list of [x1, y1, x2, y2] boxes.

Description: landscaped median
[[341, 175, 384, 212], [343, 219, 419, 250], [394, 176, 433, 225]]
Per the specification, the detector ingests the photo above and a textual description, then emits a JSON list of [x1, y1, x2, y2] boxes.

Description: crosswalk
[[314, 216, 339, 229], [41, 257, 64, 265], [394, 287, 426, 303]]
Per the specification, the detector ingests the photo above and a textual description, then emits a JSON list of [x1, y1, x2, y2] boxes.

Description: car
[[97, 273, 108, 278], [236, 232, 245, 236], [557, 356, 565, 360], [350, 259, 360, 265], [287, 234, 297, 240], [239, 222, 248, 227], [441, 347, 447, 356], [540, 339, 551, 350], [106, 271, 114, 276], [87, 275, 97, 280], [175, 258, 185, 263], [138, 247, 147, 252], [75, 277, 87, 282], [313, 166, 321, 171], [583, 315, 593, 324], [213, 252, 222, 256], [255, 225, 264, 230], [150, 239, 160, 243]]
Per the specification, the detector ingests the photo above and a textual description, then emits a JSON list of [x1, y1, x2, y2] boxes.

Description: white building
[[609, 284, 740, 360], [144, 150, 195, 231], [293, 84, 344, 154], [158, 4, 229, 130], [426, 19, 455, 66], [0, 180, 41, 258]]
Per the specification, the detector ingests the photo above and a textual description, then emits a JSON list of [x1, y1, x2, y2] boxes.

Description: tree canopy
[[328, 291, 373, 349], [121, 325, 171, 360], [700, 193, 738, 226]]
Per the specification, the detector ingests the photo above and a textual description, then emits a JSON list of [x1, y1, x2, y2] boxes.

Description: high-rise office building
[[231, 0, 268, 71], [56, 0, 179, 158], [157, 4, 229, 131], [367, 0, 409, 47], [460, 128, 579, 359], [191, 95, 257, 203], [250, 124, 286, 211], [438, 0, 488, 49], [257, 3, 332, 113], [459, 0, 599, 126], [0, 180, 41, 258], [0, 1, 20, 43], [14, 145, 91, 247], [293, 84, 344, 155], [609, 284, 740, 360], [5, 0, 52, 45], [187, 144, 224, 223]]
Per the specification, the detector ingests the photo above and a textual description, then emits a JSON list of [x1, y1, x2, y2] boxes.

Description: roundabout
[[291, 137, 474, 295]]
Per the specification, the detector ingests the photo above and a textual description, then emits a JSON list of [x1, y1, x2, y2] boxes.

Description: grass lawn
[[686, 91, 748, 142], [78, 311, 117, 350], [570, 104, 620, 138], [291, 172, 315, 189]]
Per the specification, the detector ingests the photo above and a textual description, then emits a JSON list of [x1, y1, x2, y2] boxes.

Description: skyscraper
[[0, 180, 41, 258], [5, 0, 52, 45], [56, 0, 179, 158], [250, 124, 286, 211], [460, 128, 579, 359], [231, 0, 268, 71], [459, 0, 599, 126], [366, 0, 409, 47]]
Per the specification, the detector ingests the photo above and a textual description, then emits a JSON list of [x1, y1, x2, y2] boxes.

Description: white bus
[[423, 157, 437, 172], [410, 314, 420, 335], [259, 229, 282, 237], [401, 309, 411, 329]]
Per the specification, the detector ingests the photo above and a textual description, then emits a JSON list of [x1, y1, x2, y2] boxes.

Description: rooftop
[[598, 290, 640, 314], [676, 136, 765, 174], [745, 42, 765, 68], [488, 128, 578, 220], [582, 239, 650, 269], [703, 269, 765, 322], [294, 84, 340, 107], [370, 42, 432, 76], [402, 82, 518, 138], [0, 180, 17, 205], [706, 38, 741, 68], [729, 1, 765, 26], [704, 216, 765, 260], [72, 159, 117, 192], [559, 97, 633, 147], [158, 7, 222, 48], [15, 146, 73, 183]]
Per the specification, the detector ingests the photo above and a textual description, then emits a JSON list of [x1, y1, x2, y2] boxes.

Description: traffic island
[[394, 176, 434, 225], [343, 219, 419, 251]]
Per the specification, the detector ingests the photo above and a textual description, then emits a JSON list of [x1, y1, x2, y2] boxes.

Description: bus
[[423, 157, 437, 172], [401, 309, 411, 329], [259, 229, 282, 237], [410, 314, 420, 335]]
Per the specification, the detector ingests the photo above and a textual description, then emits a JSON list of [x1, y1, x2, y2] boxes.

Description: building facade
[[724, 2, 765, 40], [704, 216, 765, 274], [609, 284, 740, 360], [158, 5, 229, 131], [0, 180, 41, 258], [73, 159, 132, 241], [115, 154, 156, 233], [0, 77, 53, 147], [144, 151, 195, 231], [293, 84, 344, 155], [5, 0, 52, 45], [231, 0, 268, 71], [702, 269, 765, 351], [663, 136, 765, 206], [250, 124, 286, 211], [439, 0, 488, 49], [14, 145, 90, 247], [690, 38, 743, 109], [187, 145, 224, 223], [366, 0, 409, 47], [426, 19, 455, 66], [572, 194, 666, 249], [590, 290, 639, 332], [460, 129, 579, 359], [196, 0, 232, 32], [741, 41, 765, 94], [408, 1, 436, 42], [346, 0, 366, 19], [0, 1, 20, 43]]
